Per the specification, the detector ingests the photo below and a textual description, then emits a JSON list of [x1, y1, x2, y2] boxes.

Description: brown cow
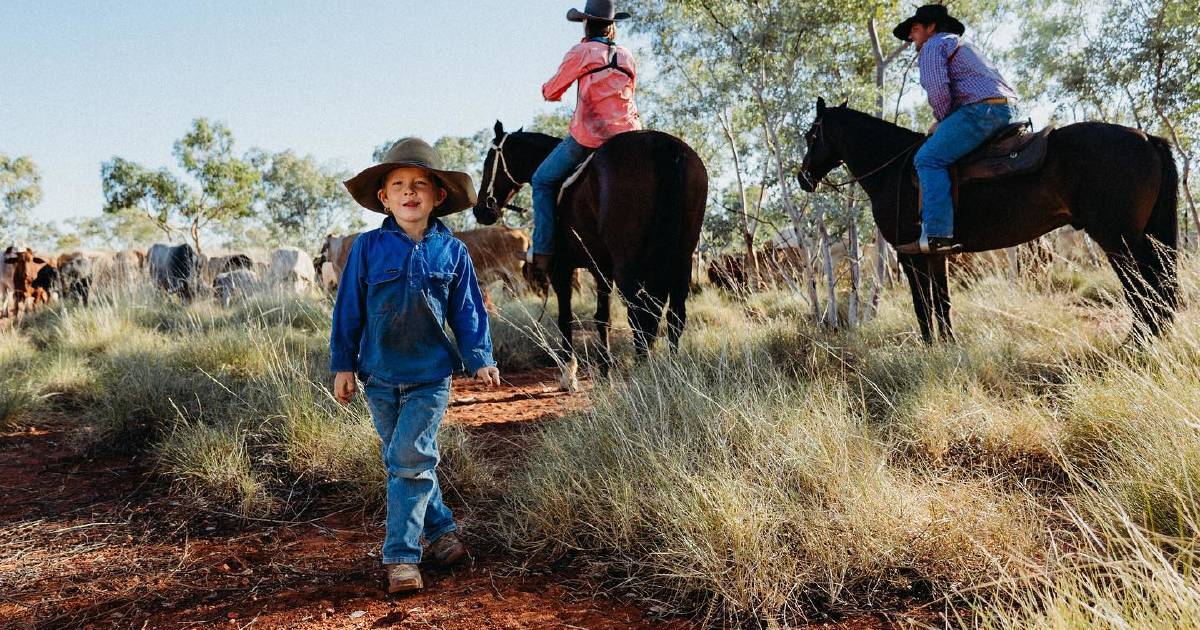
[[4, 248, 49, 319], [455, 226, 531, 294]]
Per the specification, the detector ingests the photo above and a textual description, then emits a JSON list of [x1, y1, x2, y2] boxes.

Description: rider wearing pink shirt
[[529, 0, 641, 275]]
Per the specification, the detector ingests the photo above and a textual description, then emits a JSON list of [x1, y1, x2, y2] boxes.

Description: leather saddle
[[912, 121, 1053, 187]]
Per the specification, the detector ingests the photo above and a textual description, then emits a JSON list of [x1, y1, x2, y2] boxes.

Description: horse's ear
[[494, 120, 504, 137], [816, 97, 826, 114], [516, 127, 524, 133], [838, 99, 848, 108]]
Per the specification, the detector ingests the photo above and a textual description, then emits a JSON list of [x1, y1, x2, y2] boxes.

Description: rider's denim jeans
[[914, 102, 1014, 239], [363, 376, 457, 565], [531, 135, 593, 255]]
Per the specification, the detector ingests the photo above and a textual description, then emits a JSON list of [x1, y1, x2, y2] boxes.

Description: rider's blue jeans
[[914, 101, 1014, 239], [531, 135, 593, 256], [363, 376, 457, 565]]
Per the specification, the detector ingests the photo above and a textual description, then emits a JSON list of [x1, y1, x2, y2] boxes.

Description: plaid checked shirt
[[918, 32, 1018, 121]]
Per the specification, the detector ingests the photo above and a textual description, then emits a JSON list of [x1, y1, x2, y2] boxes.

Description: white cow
[[319, 261, 338, 292], [315, 233, 360, 292], [1, 246, 17, 317], [269, 247, 315, 293]]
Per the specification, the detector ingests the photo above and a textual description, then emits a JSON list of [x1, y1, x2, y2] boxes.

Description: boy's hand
[[334, 371, 357, 404], [475, 366, 501, 388]]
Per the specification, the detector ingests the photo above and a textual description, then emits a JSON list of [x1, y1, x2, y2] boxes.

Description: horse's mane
[[508, 131, 562, 151], [827, 106, 923, 149]]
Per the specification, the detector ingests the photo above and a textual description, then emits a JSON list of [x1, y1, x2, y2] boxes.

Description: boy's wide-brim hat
[[893, 4, 966, 41], [344, 138, 476, 217], [567, 0, 630, 22]]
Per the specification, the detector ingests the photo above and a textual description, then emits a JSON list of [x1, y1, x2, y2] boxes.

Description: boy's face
[[377, 167, 447, 226]]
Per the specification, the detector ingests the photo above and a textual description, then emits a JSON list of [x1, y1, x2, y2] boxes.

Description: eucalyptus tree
[[1019, 0, 1200, 246], [102, 118, 259, 255], [248, 150, 363, 250], [0, 154, 43, 245]]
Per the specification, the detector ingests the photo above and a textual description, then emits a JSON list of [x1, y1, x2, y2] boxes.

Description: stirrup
[[920, 234, 963, 254]]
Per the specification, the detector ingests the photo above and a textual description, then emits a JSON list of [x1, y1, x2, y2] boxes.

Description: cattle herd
[[2, 224, 1101, 322], [0, 226, 536, 321]]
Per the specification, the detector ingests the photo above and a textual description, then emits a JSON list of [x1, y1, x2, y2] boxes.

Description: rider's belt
[[978, 97, 1009, 105]]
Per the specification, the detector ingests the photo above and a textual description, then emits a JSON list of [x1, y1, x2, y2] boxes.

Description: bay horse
[[474, 122, 708, 389], [798, 98, 1179, 343]]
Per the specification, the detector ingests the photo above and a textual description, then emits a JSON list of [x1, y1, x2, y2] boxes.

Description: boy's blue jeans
[[913, 101, 1014, 239], [531, 135, 593, 255], [363, 376, 457, 565]]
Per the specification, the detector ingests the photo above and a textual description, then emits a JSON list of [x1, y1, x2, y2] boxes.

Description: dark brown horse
[[474, 122, 708, 389], [798, 98, 1179, 343]]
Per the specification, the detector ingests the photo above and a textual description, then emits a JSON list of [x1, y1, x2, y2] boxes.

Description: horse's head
[[474, 120, 524, 226], [798, 97, 846, 192]]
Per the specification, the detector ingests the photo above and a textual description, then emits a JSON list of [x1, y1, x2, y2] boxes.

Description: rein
[[819, 140, 922, 189], [485, 135, 530, 213]]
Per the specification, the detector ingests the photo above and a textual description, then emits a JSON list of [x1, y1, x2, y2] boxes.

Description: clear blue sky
[[0, 1, 622, 225]]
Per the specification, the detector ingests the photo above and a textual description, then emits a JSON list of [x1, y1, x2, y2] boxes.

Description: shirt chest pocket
[[365, 269, 405, 313]]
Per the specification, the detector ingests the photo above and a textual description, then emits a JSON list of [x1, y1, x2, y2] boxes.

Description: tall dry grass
[[2, 248, 1197, 627]]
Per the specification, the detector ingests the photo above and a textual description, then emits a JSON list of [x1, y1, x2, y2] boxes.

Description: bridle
[[484, 134, 528, 213], [800, 117, 922, 190], [800, 115, 923, 245]]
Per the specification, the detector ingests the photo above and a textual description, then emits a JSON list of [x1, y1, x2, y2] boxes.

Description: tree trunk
[[190, 219, 203, 257], [719, 108, 760, 289], [817, 207, 838, 328], [752, 81, 821, 321], [864, 17, 907, 321]]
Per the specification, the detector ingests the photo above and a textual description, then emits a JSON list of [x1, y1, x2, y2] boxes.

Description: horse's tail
[[645, 136, 690, 295], [1140, 135, 1180, 324], [620, 134, 696, 352]]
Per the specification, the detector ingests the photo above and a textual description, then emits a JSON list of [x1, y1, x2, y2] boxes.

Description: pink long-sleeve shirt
[[541, 40, 642, 149]]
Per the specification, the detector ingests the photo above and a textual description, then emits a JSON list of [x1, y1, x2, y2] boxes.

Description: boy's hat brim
[[893, 5, 965, 41], [344, 138, 477, 217]]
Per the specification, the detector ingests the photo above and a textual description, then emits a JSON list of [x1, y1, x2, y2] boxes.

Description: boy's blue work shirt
[[330, 216, 495, 385]]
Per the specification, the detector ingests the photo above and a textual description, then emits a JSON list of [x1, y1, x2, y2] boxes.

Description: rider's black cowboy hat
[[567, 0, 631, 22], [344, 138, 476, 217], [893, 5, 966, 41]]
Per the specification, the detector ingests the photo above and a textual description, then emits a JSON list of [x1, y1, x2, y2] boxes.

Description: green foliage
[[102, 118, 260, 253], [0, 153, 44, 244], [246, 149, 362, 250]]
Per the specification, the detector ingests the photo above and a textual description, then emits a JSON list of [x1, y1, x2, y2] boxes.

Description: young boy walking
[[331, 137, 501, 593]]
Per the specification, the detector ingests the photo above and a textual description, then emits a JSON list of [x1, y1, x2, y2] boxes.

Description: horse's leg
[[626, 288, 662, 359], [1132, 235, 1178, 336], [928, 254, 955, 342], [1104, 248, 1156, 342], [552, 267, 579, 392], [899, 253, 936, 344], [592, 272, 613, 376], [666, 281, 688, 353]]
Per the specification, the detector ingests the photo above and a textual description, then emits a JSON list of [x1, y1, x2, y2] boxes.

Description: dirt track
[[0, 369, 695, 630]]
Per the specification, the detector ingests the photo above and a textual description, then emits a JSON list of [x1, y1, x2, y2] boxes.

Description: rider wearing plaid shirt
[[894, 5, 1019, 255]]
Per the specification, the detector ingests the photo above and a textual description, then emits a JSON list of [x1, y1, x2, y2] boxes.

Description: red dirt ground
[[1, 368, 936, 629], [0, 369, 701, 630]]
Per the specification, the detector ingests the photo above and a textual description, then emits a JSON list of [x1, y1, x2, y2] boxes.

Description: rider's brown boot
[[530, 253, 553, 277]]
